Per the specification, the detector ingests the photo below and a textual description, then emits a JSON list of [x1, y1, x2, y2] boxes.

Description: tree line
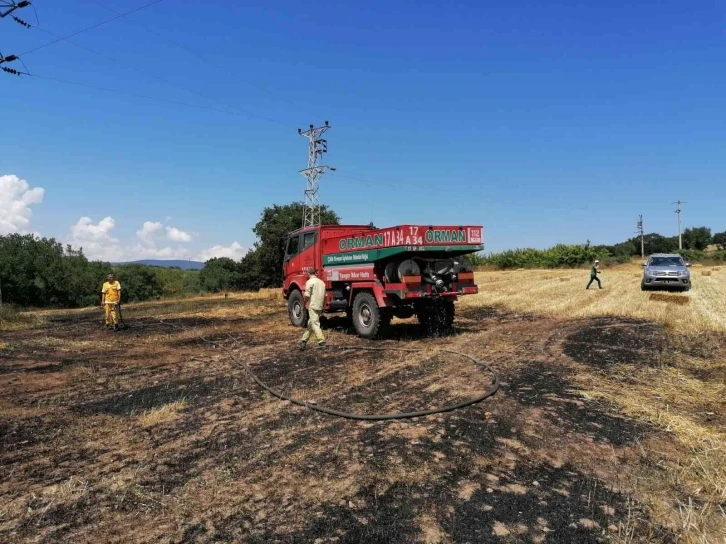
[[2, 203, 723, 308], [0, 202, 338, 309], [479, 226, 726, 269], [0, 233, 202, 308]]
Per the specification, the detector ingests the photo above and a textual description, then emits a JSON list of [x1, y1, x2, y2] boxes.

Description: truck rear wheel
[[287, 290, 307, 327], [352, 292, 382, 339]]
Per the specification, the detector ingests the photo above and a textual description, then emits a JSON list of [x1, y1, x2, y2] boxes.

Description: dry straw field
[[1, 263, 725, 543]]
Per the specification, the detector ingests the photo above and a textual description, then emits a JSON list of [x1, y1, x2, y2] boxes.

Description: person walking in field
[[299, 268, 326, 350], [101, 273, 122, 330], [586, 260, 603, 290]]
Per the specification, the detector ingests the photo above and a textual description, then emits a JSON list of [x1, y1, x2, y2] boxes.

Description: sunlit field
[[463, 263, 726, 333]]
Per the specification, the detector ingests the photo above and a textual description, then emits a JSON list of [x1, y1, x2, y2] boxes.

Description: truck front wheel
[[287, 290, 308, 327], [352, 292, 382, 339]]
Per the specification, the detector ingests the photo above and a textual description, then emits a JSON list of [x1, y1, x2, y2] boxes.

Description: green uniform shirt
[[304, 276, 326, 311], [590, 265, 598, 277]]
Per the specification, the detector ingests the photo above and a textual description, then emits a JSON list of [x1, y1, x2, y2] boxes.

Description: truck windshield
[[649, 256, 683, 266]]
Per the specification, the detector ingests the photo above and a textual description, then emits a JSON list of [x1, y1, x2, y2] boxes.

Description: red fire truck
[[282, 224, 483, 338]]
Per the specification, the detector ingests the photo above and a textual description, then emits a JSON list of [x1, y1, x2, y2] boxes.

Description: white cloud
[[136, 221, 163, 244], [166, 226, 191, 243], [0, 174, 45, 235], [69, 216, 124, 261], [137, 221, 191, 245], [197, 242, 248, 262], [130, 244, 192, 260], [66, 215, 241, 264], [130, 221, 191, 259]]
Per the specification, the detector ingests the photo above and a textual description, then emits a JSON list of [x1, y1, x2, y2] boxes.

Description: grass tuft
[[138, 399, 187, 427]]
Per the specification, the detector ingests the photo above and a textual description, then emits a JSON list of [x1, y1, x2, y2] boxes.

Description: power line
[[26, 72, 248, 114], [91, 0, 304, 113], [20, 0, 164, 56], [26, 25, 285, 121], [11, 0, 304, 127], [0, 51, 30, 76], [1, 0, 37, 27], [17, 11, 288, 123]]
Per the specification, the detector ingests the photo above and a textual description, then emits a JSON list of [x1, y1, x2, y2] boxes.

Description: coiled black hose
[[160, 320, 500, 421]]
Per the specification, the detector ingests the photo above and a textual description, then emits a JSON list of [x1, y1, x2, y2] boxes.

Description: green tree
[[182, 270, 202, 295], [115, 264, 163, 302], [153, 267, 190, 297], [642, 233, 679, 255], [238, 249, 264, 291], [682, 227, 712, 251], [714, 231, 726, 251], [0, 234, 113, 307], [249, 201, 340, 289], [63, 247, 113, 307], [199, 257, 242, 292]]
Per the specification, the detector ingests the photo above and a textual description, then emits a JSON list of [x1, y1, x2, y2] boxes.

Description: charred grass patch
[[447, 461, 675, 543], [504, 361, 656, 446], [563, 316, 667, 369], [2, 292, 725, 542], [251, 344, 496, 417], [74, 375, 240, 417]]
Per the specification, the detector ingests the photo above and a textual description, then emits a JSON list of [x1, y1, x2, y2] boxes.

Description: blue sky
[[1, 0, 724, 260]]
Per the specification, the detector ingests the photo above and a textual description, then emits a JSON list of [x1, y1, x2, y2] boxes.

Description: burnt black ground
[[0, 302, 697, 543]]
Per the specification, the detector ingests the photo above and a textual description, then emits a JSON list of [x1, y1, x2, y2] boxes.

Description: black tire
[[287, 290, 307, 327], [381, 310, 393, 329], [641, 282, 648, 291], [352, 292, 382, 339]]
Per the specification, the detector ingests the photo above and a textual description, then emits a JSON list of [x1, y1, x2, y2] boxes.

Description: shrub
[[479, 244, 608, 270]]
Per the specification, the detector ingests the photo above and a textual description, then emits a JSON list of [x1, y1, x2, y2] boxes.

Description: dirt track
[[1, 294, 723, 543]]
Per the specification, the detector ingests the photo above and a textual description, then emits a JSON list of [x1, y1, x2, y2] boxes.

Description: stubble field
[[1, 264, 725, 543]]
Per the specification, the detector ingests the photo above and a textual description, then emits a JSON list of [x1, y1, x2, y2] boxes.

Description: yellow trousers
[[302, 308, 324, 343], [104, 303, 120, 325]]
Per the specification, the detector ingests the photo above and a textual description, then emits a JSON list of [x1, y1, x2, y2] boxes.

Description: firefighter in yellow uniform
[[300, 268, 326, 350], [101, 274, 122, 330]]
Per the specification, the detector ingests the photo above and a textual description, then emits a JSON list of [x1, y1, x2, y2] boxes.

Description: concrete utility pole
[[672, 200, 686, 250], [297, 121, 335, 228], [637, 215, 644, 258]]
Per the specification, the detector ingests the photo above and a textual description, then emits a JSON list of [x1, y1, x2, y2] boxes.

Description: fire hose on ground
[[159, 320, 500, 421]]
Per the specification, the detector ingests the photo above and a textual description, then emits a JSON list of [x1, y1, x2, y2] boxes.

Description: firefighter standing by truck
[[299, 268, 326, 350], [101, 273, 122, 330]]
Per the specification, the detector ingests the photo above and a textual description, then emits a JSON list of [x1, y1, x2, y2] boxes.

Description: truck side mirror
[[686, 263, 692, 267], [641, 262, 646, 267]]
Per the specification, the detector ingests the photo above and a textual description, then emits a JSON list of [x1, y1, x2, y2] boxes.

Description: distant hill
[[115, 259, 205, 270]]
